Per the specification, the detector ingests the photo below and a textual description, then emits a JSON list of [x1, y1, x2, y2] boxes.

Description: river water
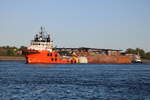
[[0, 61, 150, 100]]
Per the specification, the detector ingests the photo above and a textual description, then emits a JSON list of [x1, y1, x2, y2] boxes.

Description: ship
[[23, 27, 132, 64], [23, 27, 77, 64]]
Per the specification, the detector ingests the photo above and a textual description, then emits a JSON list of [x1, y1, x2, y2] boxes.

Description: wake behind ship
[[23, 27, 132, 64]]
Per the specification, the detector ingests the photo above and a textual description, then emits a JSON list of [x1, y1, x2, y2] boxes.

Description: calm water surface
[[0, 61, 150, 100]]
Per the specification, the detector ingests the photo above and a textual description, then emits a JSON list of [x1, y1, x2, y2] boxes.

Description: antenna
[[40, 26, 43, 35]]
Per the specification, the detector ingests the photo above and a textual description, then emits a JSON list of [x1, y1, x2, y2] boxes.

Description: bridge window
[[55, 58, 57, 61], [55, 54, 57, 57], [47, 53, 52, 56], [51, 58, 54, 61]]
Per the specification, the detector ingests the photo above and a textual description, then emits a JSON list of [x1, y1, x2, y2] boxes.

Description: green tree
[[125, 48, 150, 59], [19, 46, 27, 50], [135, 48, 145, 57], [125, 48, 137, 54], [7, 49, 16, 56], [145, 52, 150, 59]]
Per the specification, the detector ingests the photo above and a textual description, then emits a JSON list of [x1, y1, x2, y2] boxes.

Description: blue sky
[[0, 0, 150, 51]]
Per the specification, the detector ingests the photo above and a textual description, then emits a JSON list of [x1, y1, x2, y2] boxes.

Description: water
[[0, 61, 150, 100]]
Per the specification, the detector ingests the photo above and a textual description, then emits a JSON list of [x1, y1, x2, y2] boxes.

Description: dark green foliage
[[126, 48, 137, 54], [7, 49, 16, 56], [126, 48, 150, 59], [19, 46, 27, 50], [144, 52, 150, 59], [0, 46, 27, 56]]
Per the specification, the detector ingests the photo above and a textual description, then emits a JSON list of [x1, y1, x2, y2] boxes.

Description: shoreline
[[141, 59, 150, 63], [0, 56, 25, 61]]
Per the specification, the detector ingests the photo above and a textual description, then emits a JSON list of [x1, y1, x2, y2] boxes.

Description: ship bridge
[[28, 27, 53, 51]]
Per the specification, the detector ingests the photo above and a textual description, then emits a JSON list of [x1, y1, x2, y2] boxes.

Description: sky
[[0, 0, 150, 51]]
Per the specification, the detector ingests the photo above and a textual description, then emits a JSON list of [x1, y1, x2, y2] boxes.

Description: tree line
[[125, 48, 150, 60], [0, 46, 27, 56]]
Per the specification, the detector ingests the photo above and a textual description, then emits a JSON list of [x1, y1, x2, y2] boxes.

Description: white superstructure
[[27, 27, 53, 51]]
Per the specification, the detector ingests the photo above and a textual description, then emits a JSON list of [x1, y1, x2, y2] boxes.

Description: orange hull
[[24, 51, 132, 64], [23, 50, 72, 64], [87, 55, 132, 64], [23, 50, 132, 64]]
